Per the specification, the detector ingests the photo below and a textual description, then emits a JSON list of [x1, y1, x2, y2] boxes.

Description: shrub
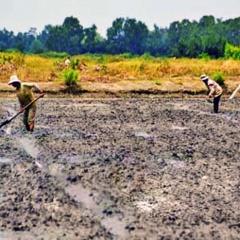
[[63, 69, 81, 93], [64, 69, 79, 86], [70, 58, 79, 70], [0, 52, 25, 66], [41, 51, 69, 59], [141, 52, 153, 60], [213, 72, 225, 86], [224, 43, 240, 60], [198, 53, 211, 60]]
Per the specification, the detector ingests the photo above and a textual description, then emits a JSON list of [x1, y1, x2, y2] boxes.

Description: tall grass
[[1, 52, 240, 86]]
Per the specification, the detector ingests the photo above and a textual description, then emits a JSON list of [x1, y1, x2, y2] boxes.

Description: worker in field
[[64, 57, 71, 68], [8, 75, 44, 132], [200, 74, 223, 113]]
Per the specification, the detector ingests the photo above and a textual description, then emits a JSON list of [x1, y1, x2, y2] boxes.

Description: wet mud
[[0, 97, 240, 239]]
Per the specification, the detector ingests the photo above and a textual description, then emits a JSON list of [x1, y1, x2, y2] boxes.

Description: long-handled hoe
[[0, 93, 45, 129], [229, 84, 240, 100]]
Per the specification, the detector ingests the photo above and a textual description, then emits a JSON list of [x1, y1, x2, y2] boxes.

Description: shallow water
[[66, 183, 131, 239], [0, 158, 12, 164], [17, 136, 40, 159]]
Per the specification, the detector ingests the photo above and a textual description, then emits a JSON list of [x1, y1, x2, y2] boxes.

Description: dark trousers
[[213, 94, 222, 113]]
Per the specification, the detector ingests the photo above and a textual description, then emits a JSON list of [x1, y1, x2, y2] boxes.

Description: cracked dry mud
[[0, 97, 240, 240]]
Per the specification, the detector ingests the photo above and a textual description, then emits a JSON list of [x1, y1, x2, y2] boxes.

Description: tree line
[[0, 15, 240, 58]]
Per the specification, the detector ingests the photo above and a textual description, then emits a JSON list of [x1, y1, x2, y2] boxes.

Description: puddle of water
[[48, 163, 69, 183], [59, 103, 109, 108], [4, 125, 12, 135], [0, 158, 12, 164], [59, 154, 88, 164], [134, 200, 156, 212], [101, 216, 130, 238], [17, 137, 40, 158], [171, 125, 188, 130], [0, 232, 15, 240], [168, 159, 185, 168], [66, 184, 100, 212], [2, 118, 40, 160], [66, 184, 130, 239], [135, 132, 150, 138]]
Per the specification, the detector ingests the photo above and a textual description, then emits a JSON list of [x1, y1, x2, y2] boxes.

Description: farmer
[[64, 57, 71, 68], [200, 74, 223, 113], [8, 75, 44, 132]]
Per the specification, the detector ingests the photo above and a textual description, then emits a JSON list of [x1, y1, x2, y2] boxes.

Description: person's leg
[[23, 109, 30, 131], [28, 106, 37, 132], [213, 94, 222, 113]]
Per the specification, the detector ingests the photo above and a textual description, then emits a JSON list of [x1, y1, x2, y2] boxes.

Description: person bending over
[[8, 75, 44, 131], [200, 74, 223, 113]]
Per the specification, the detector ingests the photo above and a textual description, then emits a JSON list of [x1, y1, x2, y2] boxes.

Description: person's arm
[[22, 83, 43, 93], [208, 87, 215, 98], [32, 84, 43, 93], [206, 80, 217, 98], [203, 82, 210, 98]]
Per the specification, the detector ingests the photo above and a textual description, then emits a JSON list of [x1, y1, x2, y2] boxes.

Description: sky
[[0, 0, 239, 37]]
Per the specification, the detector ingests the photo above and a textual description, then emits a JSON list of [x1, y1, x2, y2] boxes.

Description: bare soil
[[0, 96, 239, 240]]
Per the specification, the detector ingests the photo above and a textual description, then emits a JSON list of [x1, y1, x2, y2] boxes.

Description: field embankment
[[0, 54, 240, 97]]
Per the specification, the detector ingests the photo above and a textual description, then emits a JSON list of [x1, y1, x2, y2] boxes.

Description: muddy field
[[0, 96, 239, 240]]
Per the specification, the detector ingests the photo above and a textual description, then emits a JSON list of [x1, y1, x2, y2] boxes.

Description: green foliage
[[63, 69, 79, 87], [141, 52, 153, 59], [29, 40, 44, 54], [213, 72, 225, 86], [120, 53, 135, 59], [5, 49, 21, 53], [0, 52, 25, 66], [41, 51, 69, 59], [70, 58, 79, 70], [224, 42, 240, 60], [2, 15, 240, 58], [198, 52, 211, 60]]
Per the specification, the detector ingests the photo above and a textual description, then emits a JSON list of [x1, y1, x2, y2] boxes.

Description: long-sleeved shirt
[[204, 79, 223, 98], [16, 83, 41, 108]]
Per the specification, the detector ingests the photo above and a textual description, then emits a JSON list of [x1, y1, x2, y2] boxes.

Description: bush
[[198, 53, 211, 60], [41, 51, 69, 59], [0, 52, 25, 66], [70, 58, 79, 70], [141, 52, 153, 60], [63, 69, 81, 93], [224, 43, 240, 60], [64, 69, 79, 86], [213, 72, 225, 86]]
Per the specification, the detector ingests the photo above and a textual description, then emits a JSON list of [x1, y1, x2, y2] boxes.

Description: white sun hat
[[8, 75, 21, 85], [200, 74, 209, 81]]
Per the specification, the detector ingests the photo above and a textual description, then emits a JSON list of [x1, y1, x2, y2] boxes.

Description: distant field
[[0, 53, 240, 94]]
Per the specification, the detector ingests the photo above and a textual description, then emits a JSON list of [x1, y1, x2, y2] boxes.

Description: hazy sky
[[1, 0, 239, 36]]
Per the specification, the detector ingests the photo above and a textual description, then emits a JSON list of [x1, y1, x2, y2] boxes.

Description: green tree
[[147, 25, 169, 56], [106, 17, 149, 55], [106, 18, 126, 54], [62, 16, 84, 54], [82, 24, 106, 53], [45, 16, 84, 54], [29, 39, 44, 54]]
